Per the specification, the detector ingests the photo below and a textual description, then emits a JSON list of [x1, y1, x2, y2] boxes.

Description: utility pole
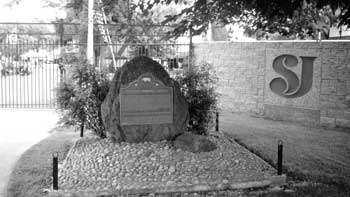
[[87, 0, 94, 64]]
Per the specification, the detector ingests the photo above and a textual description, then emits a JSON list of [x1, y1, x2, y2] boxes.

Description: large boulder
[[101, 56, 189, 143], [174, 132, 217, 153]]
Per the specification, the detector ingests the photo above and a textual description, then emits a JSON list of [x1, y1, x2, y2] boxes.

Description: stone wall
[[193, 41, 350, 128]]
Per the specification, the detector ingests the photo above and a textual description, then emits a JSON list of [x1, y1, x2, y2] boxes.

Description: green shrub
[[175, 62, 218, 135], [57, 57, 218, 137], [56, 58, 110, 138]]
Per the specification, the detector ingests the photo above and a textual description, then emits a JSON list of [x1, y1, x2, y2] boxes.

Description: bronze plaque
[[120, 73, 173, 125]]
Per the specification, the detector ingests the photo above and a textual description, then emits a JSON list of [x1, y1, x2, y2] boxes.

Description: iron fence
[[0, 32, 62, 108], [0, 22, 191, 108]]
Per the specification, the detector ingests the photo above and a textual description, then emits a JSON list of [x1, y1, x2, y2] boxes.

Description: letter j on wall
[[269, 55, 317, 98]]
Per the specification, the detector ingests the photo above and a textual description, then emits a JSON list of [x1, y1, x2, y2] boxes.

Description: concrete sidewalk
[[0, 109, 58, 197]]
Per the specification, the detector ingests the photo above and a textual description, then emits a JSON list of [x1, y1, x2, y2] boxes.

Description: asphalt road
[[0, 109, 58, 197]]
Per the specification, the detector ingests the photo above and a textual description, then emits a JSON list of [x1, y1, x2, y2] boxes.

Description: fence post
[[188, 26, 193, 72], [277, 140, 283, 175], [52, 152, 58, 190], [58, 19, 64, 47], [58, 19, 65, 84], [215, 112, 219, 132], [87, 0, 94, 64]]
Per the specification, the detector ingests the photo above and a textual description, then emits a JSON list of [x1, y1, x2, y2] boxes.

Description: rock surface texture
[[174, 132, 217, 153], [101, 56, 189, 143], [57, 133, 276, 195]]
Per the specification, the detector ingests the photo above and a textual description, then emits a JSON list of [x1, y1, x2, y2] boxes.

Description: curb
[[48, 175, 287, 197], [58, 135, 81, 170]]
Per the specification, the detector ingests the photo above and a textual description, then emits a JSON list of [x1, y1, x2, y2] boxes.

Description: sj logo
[[269, 55, 316, 98]]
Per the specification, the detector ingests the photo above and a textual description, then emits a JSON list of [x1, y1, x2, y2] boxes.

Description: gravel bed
[[58, 132, 276, 193]]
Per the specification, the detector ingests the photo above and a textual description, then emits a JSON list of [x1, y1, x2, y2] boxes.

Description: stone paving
[[58, 132, 276, 194]]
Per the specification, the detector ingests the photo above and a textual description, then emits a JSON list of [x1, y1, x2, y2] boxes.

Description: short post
[[277, 140, 283, 175], [52, 152, 58, 190], [215, 112, 219, 132], [80, 120, 84, 138]]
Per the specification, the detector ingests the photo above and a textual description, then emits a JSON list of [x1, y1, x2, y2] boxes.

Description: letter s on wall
[[269, 55, 316, 98]]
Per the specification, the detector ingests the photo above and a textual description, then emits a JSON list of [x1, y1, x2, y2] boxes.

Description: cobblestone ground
[[58, 133, 276, 193]]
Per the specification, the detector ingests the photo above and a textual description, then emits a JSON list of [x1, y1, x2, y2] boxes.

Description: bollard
[[215, 112, 219, 132], [53, 152, 58, 190], [80, 120, 84, 138], [277, 140, 283, 175]]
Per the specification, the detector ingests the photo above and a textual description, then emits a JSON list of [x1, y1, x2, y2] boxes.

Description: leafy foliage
[[175, 62, 218, 135], [57, 58, 219, 138], [57, 57, 109, 138], [242, 3, 339, 40], [151, 0, 350, 39], [64, 0, 181, 42], [60, 0, 186, 67]]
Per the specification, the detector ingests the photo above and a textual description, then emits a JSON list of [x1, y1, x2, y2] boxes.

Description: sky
[[0, 0, 66, 22]]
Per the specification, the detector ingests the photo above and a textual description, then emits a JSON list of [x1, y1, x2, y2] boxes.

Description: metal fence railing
[[0, 22, 191, 108], [0, 39, 62, 108], [94, 42, 190, 77]]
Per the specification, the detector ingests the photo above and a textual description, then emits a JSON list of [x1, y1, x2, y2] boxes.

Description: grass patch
[[243, 182, 350, 197], [220, 112, 350, 195], [6, 128, 78, 197]]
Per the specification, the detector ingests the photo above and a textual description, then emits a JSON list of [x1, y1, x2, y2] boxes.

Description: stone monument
[[101, 56, 189, 143]]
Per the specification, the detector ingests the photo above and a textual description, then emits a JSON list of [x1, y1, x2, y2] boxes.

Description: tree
[[150, 0, 350, 39], [60, 0, 185, 67], [64, 0, 181, 45], [243, 3, 339, 40], [97, 0, 180, 57]]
